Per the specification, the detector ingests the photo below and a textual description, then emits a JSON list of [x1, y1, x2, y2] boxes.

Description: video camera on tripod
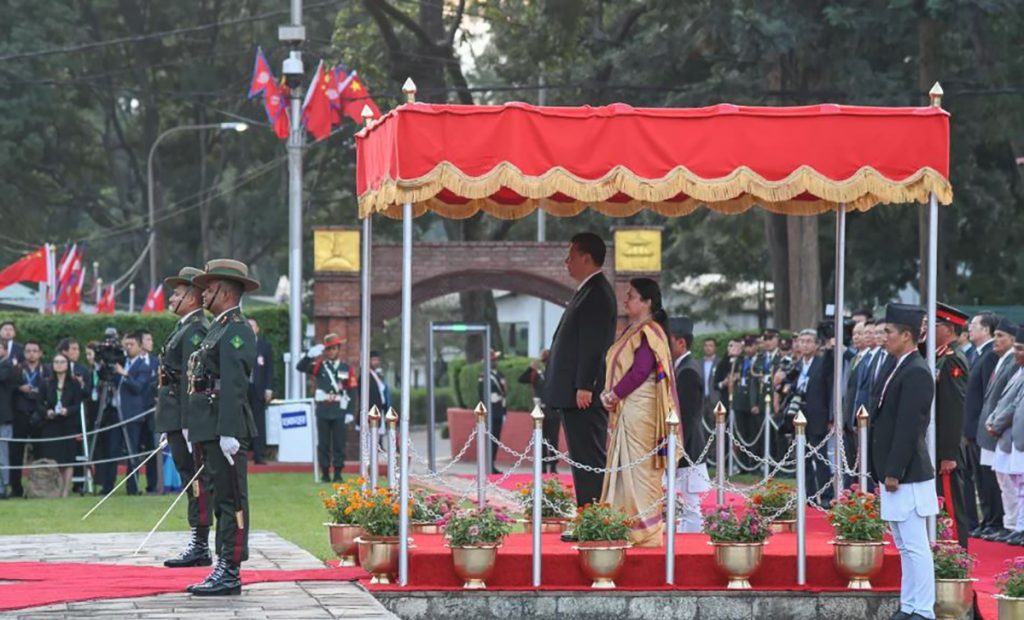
[[94, 328, 127, 383]]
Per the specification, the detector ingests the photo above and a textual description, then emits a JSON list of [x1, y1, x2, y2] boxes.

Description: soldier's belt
[[159, 368, 180, 387], [190, 376, 221, 395]]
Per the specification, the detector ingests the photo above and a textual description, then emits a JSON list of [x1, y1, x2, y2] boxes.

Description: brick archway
[[312, 227, 661, 363]]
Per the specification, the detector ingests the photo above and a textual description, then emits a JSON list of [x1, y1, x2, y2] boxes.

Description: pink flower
[[468, 525, 480, 537]]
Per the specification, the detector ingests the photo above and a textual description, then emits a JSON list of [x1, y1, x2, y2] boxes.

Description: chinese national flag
[[264, 79, 290, 140], [0, 246, 49, 291], [340, 71, 380, 123], [248, 47, 275, 99], [302, 61, 334, 141]]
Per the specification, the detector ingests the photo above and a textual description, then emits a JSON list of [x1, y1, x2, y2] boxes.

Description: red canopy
[[356, 102, 951, 220]]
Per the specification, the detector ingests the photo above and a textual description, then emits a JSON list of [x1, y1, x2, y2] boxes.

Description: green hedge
[[390, 387, 456, 426], [0, 306, 293, 395], [454, 356, 535, 412]]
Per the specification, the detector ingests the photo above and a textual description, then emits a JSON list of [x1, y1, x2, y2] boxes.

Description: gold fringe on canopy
[[357, 161, 953, 220]]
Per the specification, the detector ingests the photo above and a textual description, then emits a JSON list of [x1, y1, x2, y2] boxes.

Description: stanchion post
[[714, 401, 726, 505], [665, 409, 680, 585], [856, 406, 869, 491], [762, 390, 771, 480], [475, 401, 487, 508], [531, 404, 544, 587], [79, 403, 93, 494], [386, 407, 398, 489], [795, 411, 807, 585], [368, 406, 381, 489]]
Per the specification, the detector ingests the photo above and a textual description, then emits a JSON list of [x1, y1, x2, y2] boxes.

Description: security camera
[[282, 51, 304, 88]]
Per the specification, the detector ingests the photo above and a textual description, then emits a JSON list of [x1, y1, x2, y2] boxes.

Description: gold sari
[[600, 319, 682, 548]]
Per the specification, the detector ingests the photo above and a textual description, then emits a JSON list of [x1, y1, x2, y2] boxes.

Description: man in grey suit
[[544, 233, 617, 522], [977, 317, 1018, 542], [986, 328, 1024, 544], [700, 338, 720, 425]]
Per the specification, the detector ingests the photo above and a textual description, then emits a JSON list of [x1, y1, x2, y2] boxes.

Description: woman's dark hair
[[629, 277, 669, 335]]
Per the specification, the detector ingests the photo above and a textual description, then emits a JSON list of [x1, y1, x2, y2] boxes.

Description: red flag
[[264, 79, 290, 140], [0, 246, 49, 291], [302, 61, 334, 141], [328, 66, 348, 126], [56, 252, 84, 314], [142, 284, 164, 313], [96, 285, 115, 314], [339, 71, 380, 124], [248, 47, 275, 99]]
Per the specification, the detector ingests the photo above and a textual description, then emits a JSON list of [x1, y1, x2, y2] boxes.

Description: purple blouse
[[612, 335, 656, 399]]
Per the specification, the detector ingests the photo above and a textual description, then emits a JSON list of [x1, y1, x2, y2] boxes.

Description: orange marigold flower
[[867, 512, 878, 519], [392, 504, 400, 514], [849, 515, 860, 523], [752, 496, 762, 505]]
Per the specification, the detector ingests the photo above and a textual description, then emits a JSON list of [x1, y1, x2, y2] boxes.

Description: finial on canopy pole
[[361, 105, 375, 126], [402, 77, 417, 104], [929, 82, 943, 108]]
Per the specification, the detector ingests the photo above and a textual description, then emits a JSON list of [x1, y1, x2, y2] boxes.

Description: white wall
[[493, 293, 564, 357]]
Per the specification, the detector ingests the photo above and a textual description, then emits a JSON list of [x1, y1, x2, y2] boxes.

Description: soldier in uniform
[[932, 303, 970, 549], [297, 334, 355, 483], [478, 349, 508, 475], [732, 335, 760, 469], [870, 303, 937, 620], [185, 259, 259, 596], [752, 329, 783, 463], [158, 266, 215, 568]]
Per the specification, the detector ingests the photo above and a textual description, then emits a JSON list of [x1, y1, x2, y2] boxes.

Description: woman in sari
[[599, 278, 681, 548]]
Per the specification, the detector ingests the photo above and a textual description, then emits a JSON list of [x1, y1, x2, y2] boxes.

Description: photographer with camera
[[102, 332, 155, 495]]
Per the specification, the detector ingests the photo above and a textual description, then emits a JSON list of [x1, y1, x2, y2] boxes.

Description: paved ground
[[0, 532, 395, 620]]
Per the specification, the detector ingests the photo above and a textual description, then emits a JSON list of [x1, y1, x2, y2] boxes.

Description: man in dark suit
[[932, 303, 971, 549], [670, 317, 709, 532], [11, 341, 45, 497], [0, 321, 24, 366], [519, 350, 559, 473], [700, 338, 720, 422], [110, 332, 157, 495], [544, 232, 617, 515], [870, 303, 938, 620], [0, 341, 18, 499], [57, 338, 92, 493], [367, 350, 390, 413], [963, 312, 1001, 538], [478, 349, 508, 475], [246, 318, 273, 465], [795, 329, 834, 504]]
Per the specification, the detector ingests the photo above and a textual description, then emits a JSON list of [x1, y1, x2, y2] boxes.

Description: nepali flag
[[339, 71, 380, 124], [96, 284, 116, 314], [55, 247, 84, 314], [142, 284, 165, 313], [328, 65, 352, 126], [264, 78, 290, 140], [247, 47, 275, 99], [0, 246, 49, 292]]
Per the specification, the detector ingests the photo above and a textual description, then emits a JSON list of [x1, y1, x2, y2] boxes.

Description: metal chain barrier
[[407, 427, 479, 480], [0, 448, 160, 470], [0, 406, 155, 443]]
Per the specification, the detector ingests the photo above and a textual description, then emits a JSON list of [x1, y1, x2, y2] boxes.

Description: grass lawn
[[0, 472, 337, 562]]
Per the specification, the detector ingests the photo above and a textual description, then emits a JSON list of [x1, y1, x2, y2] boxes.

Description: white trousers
[[677, 488, 705, 533], [996, 470, 1020, 530], [1013, 474, 1024, 531], [890, 514, 936, 619]]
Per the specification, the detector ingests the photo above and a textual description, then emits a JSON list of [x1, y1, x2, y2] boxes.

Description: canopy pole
[[359, 108, 375, 489], [926, 192, 938, 542], [833, 203, 847, 499], [397, 79, 416, 587]]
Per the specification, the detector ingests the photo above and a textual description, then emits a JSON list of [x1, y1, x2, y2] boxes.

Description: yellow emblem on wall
[[614, 229, 661, 273], [314, 229, 360, 272]]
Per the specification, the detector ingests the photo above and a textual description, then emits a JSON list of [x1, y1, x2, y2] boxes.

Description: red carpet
[[0, 562, 361, 611]]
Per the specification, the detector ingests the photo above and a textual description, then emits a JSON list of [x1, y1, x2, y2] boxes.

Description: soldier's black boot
[[164, 528, 212, 568], [190, 557, 241, 596], [186, 556, 225, 593]]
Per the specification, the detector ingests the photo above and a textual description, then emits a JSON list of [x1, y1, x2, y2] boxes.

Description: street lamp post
[[147, 122, 248, 287]]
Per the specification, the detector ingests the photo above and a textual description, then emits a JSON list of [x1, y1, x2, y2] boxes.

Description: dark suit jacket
[[867, 352, 896, 418], [963, 341, 996, 441], [4, 341, 23, 366], [802, 352, 834, 438], [543, 272, 617, 409], [13, 364, 47, 419], [675, 353, 706, 463], [870, 351, 936, 483], [367, 368, 390, 413], [41, 376, 84, 419], [118, 356, 156, 422], [0, 359, 18, 424], [713, 356, 738, 408], [248, 338, 274, 404]]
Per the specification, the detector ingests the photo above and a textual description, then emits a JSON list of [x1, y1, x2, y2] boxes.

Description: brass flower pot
[[411, 522, 441, 535], [325, 523, 363, 567], [768, 519, 796, 534], [356, 536, 405, 584], [934, 578, 975, 620], [574, 542, 630, 589], [709, 541, 766, 589], [996, 595, 1024, 620], [831, 539, 886, 589], [449, 543, 501, 589]]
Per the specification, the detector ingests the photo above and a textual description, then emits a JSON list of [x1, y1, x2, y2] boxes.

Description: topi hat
[[670, 317, 694, 338], [323, 333, 344, 348], [997, 316, 1018, 337], [885, 303, 926, 328], [163, 266, 206, 290], [193, 258, 260, 292], [936, 302, 969, 328]]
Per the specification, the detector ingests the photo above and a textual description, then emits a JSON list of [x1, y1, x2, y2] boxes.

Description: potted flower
[[571, 503, 633, 589], [932, 543, 977, 620], [702, 505, 770, 589], [350, 487, 411, 584], [441, 505, 514, 589], [514, 478, 576, 533], [935, 501, 957, 544], [748, 479, 797, 533], [995, 556, 1024, 618], [320, 479, 364, 567], [410, 490, 456, 535], [827, 487, 887, 589]]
